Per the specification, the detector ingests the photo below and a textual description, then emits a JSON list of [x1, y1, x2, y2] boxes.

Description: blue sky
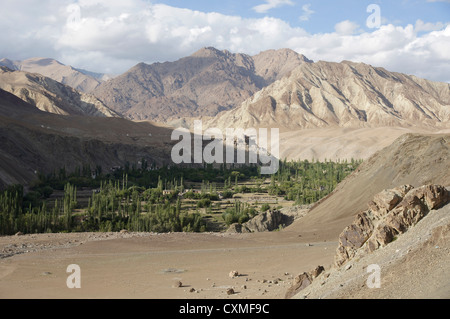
[[0, 0, 449, 82], [158, 0, 450, 33]]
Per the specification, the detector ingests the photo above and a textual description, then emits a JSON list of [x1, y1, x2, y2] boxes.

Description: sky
[[0, 0, 449, 82]]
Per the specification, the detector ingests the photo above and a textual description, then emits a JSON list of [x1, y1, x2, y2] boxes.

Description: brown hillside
[[92, 47, 310, 122], [208, 60, 450, 130], [0, 57, 106, 93], [0, 67, 118, 118], [0, 89, 174, 189], [285, 133, 450, 240]]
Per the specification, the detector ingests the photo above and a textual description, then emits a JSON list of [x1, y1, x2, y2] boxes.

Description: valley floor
[[0, 229, 335, 299], [1, 206, 449, 300]]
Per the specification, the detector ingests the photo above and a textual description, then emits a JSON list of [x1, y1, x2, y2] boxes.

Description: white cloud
[[0, 1, 449, 83], [54, 2, 309, 68], [415, 19, 446, 32], [252, 0, 295, 14], [335, 20, 361, 35], [289, 24, 450, 82], [299, 4, 314, 22]]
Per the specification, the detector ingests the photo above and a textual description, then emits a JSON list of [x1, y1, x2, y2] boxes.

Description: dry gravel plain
[[0, 229, 337, 299], [1, 204, 448, 300]]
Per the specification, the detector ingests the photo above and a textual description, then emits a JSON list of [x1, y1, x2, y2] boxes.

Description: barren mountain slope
[[92, 47, 310, 122], [207, 60, 450, 130], [0, 89, 174, 189], [292, 195, 450, 299], [0, 67, 118, 117], [284, 133, 450, 240], [252, 48, 313, 83], [278, 126, 450, 161], [0, 57, 106, 93]]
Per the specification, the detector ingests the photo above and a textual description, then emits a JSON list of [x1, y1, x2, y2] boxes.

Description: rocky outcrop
[[335, 184, 450, 267], [285, 265, 325, 299], [227, 210, 293, 233]]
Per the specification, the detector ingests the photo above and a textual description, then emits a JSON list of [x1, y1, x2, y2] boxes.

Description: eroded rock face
[[335, 184, 449, 267], [407, 184, 450, 212], [285, 265, 325, 299], [367, 185, 414, 218], [227, 223, 243, 233], [227, 210, 293, 233], [335, 212, 374, 266], [310, 265, 325, 279]]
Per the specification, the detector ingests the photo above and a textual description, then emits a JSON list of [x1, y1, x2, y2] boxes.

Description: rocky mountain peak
[[191, 46, 227, 58], [92, 47, 307, 122], [21, 57, 64, 68], [252, 48, 312, 84]]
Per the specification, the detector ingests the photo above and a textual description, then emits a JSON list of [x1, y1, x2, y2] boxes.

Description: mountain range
[[206, 59, 450, 131], [0, 66, 118, 117], [90, 47, 449, 131], [0, 57, 111, 93], [2, 48, 449, 131], [0, 47, 449, 186], [92, 47, 312, 123]]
